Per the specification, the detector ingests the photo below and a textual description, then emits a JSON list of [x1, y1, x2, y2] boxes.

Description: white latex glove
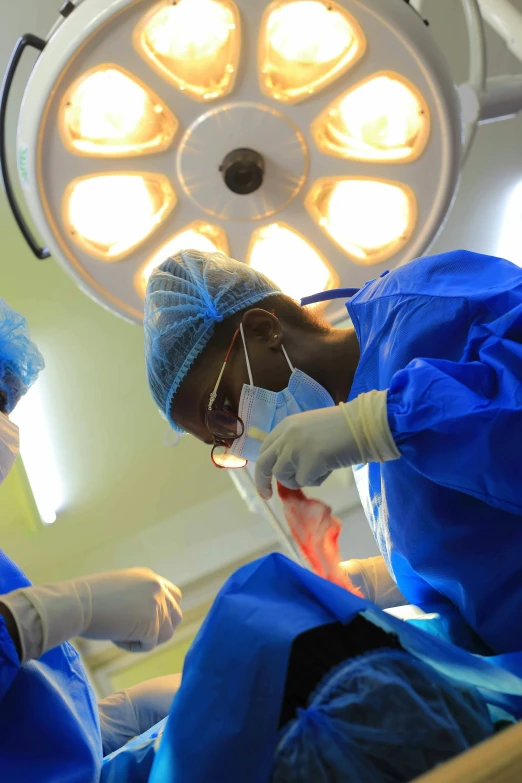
[[340, 556, 407, 609], [255, 390, 400, 499], [0, 568, 182, 663], [98, 674, 182, 756]]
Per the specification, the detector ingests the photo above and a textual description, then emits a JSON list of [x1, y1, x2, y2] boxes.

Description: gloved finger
[[266, 451, 302, 491], [255, 443, 280, 499], [157, 616, 175, 646], [124, 674, 183, 736], [163, 585, 183, 623], [151, 595, 181, 648], [114, 640, 145, 653], [271, 447, 308, 488], [162, 578, 182, 604], [168, 590, 183, 626], [276, 475, 301, 490], [152, 582, 182, 643], [305, 471, 332, 488], [169, 603, 183, 631], [295, 460, 330, 489], [270, 457, 299, 490], [133, 635, 158, 653]]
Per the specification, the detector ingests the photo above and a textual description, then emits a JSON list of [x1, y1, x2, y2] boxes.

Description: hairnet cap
[[144, 249, 282, 429], [0, 300, 44, 414]]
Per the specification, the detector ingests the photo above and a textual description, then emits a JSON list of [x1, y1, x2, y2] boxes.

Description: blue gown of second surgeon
[[0, 549, 102, 782], [338, 250, 522, 654]]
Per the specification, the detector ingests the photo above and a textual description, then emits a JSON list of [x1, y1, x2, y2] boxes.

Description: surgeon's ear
[[242, 309, 282, 349]]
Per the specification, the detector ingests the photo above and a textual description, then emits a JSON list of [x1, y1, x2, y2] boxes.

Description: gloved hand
[[98, 674, 182, 756], [0, 568, 182, 663], [339, 556, 407, 609], [255, 390, 400, 499]]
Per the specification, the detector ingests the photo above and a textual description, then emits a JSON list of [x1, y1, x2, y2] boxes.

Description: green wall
[[0, 458, 39, 537]]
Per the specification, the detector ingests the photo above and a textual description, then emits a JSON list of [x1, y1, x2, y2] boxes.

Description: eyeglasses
[[206, 328, 247, 469]]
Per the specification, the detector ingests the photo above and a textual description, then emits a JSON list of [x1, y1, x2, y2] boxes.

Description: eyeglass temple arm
[[239, 324, 254, 387], [208, 328, 241, 410]]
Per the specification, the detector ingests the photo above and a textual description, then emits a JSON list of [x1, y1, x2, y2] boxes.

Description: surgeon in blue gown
[[0, 301, 183, 783], [144, 248, 522, 655]]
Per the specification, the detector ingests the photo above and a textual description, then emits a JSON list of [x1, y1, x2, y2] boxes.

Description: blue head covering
[[144, 250, 282, 429], [0, 299, 44, 413], [273, 649, 493, 782]]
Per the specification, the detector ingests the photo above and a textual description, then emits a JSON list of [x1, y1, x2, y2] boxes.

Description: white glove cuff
[[15, 580, 92, 658], [339, 390, 400, 465], [0, 592, 43, 663]]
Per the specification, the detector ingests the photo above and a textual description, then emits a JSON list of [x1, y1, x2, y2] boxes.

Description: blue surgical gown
[[336, 250, 522, 654], [0, 549, 102, 782]]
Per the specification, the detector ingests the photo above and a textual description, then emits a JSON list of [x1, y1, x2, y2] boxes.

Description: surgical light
[[307, 178, 416, 264], [11, 385, 63, 525], [61, 66, 178, 156], [64, 173, 176, 260], [259, 0, 366, 104], [248, 223, 333, 301], [138, 221, 229, 293], [312, 73, 430, 162], [2, 0, 522, 325], [134, 0, 240, 101]]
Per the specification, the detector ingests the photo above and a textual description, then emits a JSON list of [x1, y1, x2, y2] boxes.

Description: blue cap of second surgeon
[[144, 249, 282, 430], [0, 299, 44, 414]]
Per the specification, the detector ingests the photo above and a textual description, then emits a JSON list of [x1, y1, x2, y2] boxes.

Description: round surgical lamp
[[1, 0, 520, 324]]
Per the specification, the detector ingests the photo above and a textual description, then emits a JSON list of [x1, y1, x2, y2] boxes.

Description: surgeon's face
[[171, 309, 293, 444]]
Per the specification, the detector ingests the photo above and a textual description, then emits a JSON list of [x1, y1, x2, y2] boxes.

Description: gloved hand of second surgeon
[[255, 390, 400, 499], [98, 674, 182, 756], [0, 568, 182, 663], [340, 556, 407, 609]]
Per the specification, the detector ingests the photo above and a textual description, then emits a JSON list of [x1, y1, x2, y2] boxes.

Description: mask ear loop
[[239, 323, 254, 387], [269, 309, 295, 373], [240, 315, 295, 385], [281, 345, 295, 373]]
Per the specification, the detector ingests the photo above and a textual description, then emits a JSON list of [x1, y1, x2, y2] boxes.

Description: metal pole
[[229, 468, 307, 566], [460, 0, 488, 162], [479, 75, 522, 122], [478, 0, 522, 63]]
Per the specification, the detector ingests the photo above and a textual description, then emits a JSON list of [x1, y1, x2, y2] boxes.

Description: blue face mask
[[229, 326, 334, 463]]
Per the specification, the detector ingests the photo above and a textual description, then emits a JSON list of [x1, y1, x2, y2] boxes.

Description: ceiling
[[1, 0, 522, 587]]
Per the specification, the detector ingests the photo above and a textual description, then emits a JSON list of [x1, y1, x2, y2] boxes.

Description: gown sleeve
[[387, 300, 522, 516], [0, 614, 21, 701]]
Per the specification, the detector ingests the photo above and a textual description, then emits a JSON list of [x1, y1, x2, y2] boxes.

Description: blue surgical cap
[[0, 299, 44, 414], [144, 250, 282, 429], [273, 649, 494, 783]]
